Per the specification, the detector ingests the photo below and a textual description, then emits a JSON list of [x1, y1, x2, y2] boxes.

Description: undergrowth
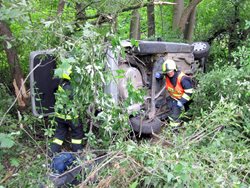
[[81, 44, 250, 187], [1, 32, 250, 188]]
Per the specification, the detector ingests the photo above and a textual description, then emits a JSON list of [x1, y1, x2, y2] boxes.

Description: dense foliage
[[0, 0, 249, 187]]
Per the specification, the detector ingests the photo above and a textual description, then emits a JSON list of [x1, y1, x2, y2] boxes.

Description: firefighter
[[50, 65, 84, 154], [155, 59, 193, 126]]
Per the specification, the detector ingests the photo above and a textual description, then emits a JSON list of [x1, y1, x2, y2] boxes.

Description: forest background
[[0, 0, 249, 187]]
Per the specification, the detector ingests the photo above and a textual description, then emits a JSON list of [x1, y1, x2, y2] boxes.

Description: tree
[[130, 9, 141, 39], [228, 0, 241, 60], [57, 0, 65, 15], [178, 0, 202, 32], [172, 0, 184, 30], [196, 0, 250, 63], [172, 0, 202, 40], [183, 4, 196, 41], [0, 20, 28, 109], [147, 0, 155, 37]]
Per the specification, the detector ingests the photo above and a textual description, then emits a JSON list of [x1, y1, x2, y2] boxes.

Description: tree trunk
[[57, 0, 65, 15], [179, 0, 202, 32], [129, 9, 141, 39], [183, 6, 196, 41], [228, 1, 240, 63], [0, 21, 28, 109], [172, 0, 184, 30], [147, 1, 155, 38], [112, 15, 118, 33]]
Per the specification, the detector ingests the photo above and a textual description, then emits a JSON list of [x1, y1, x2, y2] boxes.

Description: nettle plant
[[53, 24, 132, 148]]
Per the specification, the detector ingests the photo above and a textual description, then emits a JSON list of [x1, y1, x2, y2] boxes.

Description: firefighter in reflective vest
[[50, 65, 84, 154], [156, 59, 193, 125]]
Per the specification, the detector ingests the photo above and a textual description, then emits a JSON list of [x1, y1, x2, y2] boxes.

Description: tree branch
[[84, 1, 175, 20], [57, 0, 65, 15]]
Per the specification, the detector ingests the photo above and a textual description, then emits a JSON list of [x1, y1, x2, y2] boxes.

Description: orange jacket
[[165, 72, 185, 100]]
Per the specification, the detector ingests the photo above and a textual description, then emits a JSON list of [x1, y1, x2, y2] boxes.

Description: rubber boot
[[72, 144, 83, 152], [49, 143, 62, 157]]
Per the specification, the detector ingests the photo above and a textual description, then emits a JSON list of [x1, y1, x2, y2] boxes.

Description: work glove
[[177, 100, 183, 108], [155, 72, 163, 79]]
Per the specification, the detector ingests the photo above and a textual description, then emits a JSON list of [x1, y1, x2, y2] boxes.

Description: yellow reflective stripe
[[173, 94, 182, 97], [62, 73, 70, 80], [55, 113, 72, 120], [71, 139, 82, 144], [58, 85, 64, 92], [182, 93, 191, 101], [170, 121, 181, 127], [162, 62, 166, 72], [53, 138, 63, 145], [184, 88, 193, 93], [168, 88, 175, 92], [55, 112, 78, 120]]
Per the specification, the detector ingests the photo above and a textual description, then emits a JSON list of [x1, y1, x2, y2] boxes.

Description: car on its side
[[29, 40, 210, 135]]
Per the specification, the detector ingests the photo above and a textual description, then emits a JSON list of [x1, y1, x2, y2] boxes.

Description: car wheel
[[192, 42, 210, 59], [130, 116, 162, 135]]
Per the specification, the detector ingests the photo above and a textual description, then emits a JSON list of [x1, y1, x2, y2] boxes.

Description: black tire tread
[[130, 116, 162, 134]]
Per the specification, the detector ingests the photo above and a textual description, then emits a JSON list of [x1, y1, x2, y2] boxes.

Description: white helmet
[[162, 59, 176, 73]]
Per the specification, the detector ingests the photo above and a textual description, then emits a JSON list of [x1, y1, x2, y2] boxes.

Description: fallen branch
[[96, 176, 113, 188], [84, 1, 175, 20], [178, 125, 225, 148], [78, 151, 122, 187], [152, 132, 174, 147], [190, 125, 224, 144], [0, 167, 16, 184], [13, 78, 29, 108], [0, 62, 41, 126], [154, 2, 176, 5]]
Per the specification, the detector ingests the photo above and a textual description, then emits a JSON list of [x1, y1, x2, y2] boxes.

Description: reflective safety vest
[[166, 72, 185, 100]]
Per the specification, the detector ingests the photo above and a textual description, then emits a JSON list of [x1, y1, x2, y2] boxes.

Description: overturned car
[[30, 40, 209, 135]]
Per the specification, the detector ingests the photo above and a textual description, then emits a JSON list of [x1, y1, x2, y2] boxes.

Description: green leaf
[[42, 20, 55, 28], [129, 181, 138, 188], [0, 164, 4, 172], [174, 163, 183, 173], [111, 36, 120, 47], [130, 38, 139, 47], [6, 41, 12, 49], [0, 133, 15, 148], [167, 173, 174, 182], [10, 158, 20, 167]]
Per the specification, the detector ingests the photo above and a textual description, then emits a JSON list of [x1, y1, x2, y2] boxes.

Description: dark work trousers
[[166, 97, 182, 122], [50, 117, 84, 153], [166, 97, 192, 122]]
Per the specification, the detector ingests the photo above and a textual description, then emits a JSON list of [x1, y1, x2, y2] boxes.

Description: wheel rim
[[193, 42, 207, 52]]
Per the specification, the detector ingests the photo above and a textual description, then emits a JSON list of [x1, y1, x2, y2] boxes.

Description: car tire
[[130, 116, 162, 135], [192, 42, 210, 59]]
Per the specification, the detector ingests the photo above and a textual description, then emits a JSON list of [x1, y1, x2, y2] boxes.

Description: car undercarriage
[[29, 40, 210, 135]]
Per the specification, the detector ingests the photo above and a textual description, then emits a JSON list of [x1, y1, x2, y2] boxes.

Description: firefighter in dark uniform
[[156, 59, 193, 126], [50, 66, 84, 154]]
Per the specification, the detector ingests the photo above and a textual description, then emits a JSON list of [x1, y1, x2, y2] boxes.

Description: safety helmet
[[162, 59, 177, 73]]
